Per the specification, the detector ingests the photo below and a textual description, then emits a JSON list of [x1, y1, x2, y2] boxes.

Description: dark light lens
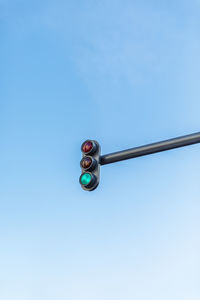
[[81, 157, 92, 169], [82, 141, 93, 153]]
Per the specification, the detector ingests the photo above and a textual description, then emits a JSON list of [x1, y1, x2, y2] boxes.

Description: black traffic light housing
[[79, 140, 101, 191]]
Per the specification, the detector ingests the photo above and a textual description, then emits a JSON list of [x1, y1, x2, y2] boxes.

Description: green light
[[80, 173, 92, 186]]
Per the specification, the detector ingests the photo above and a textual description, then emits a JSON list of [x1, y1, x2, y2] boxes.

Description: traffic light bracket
[[80, 132, 200, 191]]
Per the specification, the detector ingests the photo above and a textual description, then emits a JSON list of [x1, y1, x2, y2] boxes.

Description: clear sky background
[[0, 0, 200, 299]]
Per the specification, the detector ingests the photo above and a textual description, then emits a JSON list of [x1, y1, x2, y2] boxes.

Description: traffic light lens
[[82, 141, 93, 153], [81, 157, 92, 169], [80, 173, 92, 186]]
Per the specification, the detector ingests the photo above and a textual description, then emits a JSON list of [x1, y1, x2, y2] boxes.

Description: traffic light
[[79, 140, 101, 191]]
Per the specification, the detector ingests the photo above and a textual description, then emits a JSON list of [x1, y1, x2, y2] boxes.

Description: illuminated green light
[[80, 173, 92, 186]]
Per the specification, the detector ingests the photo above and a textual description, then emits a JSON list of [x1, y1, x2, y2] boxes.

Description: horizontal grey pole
[[100, 132, 200, 166]]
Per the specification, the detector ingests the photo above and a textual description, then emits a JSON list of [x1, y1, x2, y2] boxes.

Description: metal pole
[[100, 132, 200, 166]]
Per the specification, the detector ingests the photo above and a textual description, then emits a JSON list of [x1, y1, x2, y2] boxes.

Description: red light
[[82, 141, 93, 153]]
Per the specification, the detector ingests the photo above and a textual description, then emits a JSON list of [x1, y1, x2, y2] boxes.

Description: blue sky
[[0, 0, 200, 299]]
